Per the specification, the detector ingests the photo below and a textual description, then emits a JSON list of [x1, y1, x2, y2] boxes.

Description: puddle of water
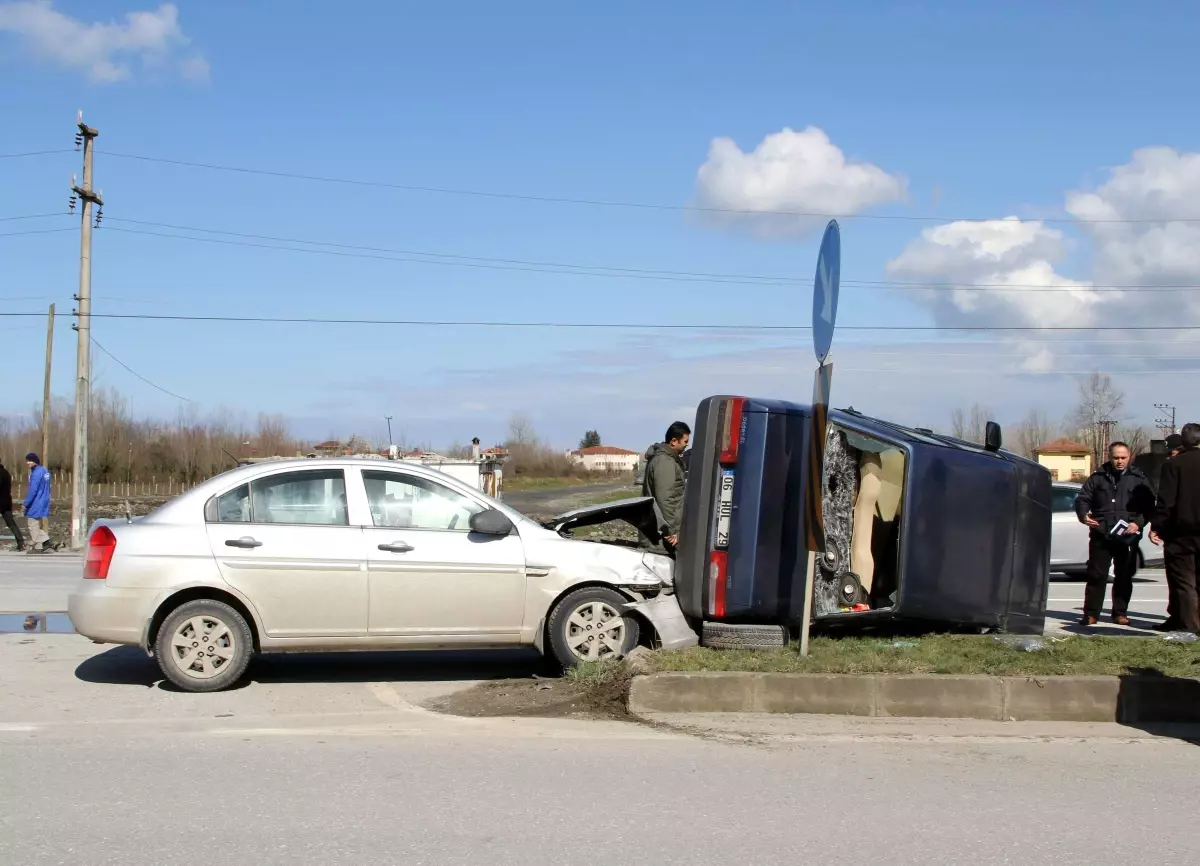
[[0, 613, 75, 634]]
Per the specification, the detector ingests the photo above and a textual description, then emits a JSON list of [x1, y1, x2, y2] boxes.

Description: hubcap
[[565, 601, 625, 662], [169, 614, 236, 680]]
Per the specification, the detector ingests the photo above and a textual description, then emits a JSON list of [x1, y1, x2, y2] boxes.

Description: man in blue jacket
[[23, 453, 50, 553]]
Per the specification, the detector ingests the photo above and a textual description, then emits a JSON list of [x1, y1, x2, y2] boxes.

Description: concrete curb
[[627, 672, 1200, 723]]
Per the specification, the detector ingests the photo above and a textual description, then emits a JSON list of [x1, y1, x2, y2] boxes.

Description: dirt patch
[[428, 668, 634, 720]]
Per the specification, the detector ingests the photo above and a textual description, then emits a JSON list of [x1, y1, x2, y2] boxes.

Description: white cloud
[[693, 126, 906, 237], [0, 1, 207, 83], [886, 217, 1098, 336]]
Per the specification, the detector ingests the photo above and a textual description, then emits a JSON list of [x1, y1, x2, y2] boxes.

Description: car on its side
[[68, 458, 693, 692], [1049, 481, 1163, 576]]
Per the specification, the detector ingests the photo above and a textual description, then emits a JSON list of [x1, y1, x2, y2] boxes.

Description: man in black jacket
[[0, 458, 25, 551], [1075, 441, 1156, 625], [1151, 423, 1200, 632]]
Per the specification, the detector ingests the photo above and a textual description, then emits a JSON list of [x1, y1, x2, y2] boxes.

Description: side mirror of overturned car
[[985, 421, 1003, 452], [470, 508, 514, 536]]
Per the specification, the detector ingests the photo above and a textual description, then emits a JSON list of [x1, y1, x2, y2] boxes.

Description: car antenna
[[221, 448, 241, 468]]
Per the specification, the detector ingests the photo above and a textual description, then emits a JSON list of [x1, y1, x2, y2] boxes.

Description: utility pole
[[41, 303, 54, 469], [69, 111, 103, 550], [385, 415, 394, 448], [1154, 403, 1177, 437]]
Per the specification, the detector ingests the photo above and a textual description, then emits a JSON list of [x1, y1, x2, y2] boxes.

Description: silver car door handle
[[225, 536, 263, 549], [378, 541, 414, 553]]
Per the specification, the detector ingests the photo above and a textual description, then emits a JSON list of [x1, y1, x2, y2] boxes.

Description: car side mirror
[[469, 508, 514, 536], [985, 421, 1003, 452]]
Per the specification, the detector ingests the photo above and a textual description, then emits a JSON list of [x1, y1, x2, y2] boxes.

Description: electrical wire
[[98, 149, 1200, 226], [0, 311, 1188, 331], [91, 337, 190, 402], [0, 227, 77, 239], [0, 149, 73, 159], [100, 220, 1200, 293]]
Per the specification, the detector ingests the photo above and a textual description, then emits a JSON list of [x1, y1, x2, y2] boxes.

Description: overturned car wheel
[[700, 621, 789, 650], [548, 587, 640, 668]]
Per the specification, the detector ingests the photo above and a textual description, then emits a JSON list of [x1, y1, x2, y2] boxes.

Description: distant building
[[568, 445, 639, 473], [1035, 437, 1092, 481], [313, 440, 343, 457]]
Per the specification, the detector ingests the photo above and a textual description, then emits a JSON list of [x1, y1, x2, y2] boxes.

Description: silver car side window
[[206, 484, 251, 523], [249, 470, 349, 526], [362, 470, 483, 532]]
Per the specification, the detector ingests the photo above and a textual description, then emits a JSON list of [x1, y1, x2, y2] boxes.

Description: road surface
[[3, 633, 1200, 866]]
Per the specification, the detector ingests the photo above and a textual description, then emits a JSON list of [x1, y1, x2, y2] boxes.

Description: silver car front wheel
[[547, 587, 641, 668], [155, 599, 254, 692]]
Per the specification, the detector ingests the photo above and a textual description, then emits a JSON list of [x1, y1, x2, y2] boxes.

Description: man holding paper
[[1075, 442, 1156, 626]]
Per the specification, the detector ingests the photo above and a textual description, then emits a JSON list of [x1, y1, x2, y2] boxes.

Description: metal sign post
[[800, 220, 840, 656]]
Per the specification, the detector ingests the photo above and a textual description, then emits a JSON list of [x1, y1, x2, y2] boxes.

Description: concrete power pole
[[69, 112, 103, 549], [42, 303, 54, 466]]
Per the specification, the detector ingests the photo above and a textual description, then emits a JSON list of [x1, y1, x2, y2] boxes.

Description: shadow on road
[[1117, 668, 1200, 745], [75, 645, 554, 691]]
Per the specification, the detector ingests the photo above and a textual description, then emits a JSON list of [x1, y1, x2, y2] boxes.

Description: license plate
[[715, 469, 735, 548]]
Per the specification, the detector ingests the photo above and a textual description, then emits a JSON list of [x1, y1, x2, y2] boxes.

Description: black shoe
[[1152, 619, 1184, 632]]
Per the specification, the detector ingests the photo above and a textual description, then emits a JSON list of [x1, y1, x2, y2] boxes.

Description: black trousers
[[1164, 535, 1200, 632], [1, 510, 23, 549], [1083, 534, 1138, 618]]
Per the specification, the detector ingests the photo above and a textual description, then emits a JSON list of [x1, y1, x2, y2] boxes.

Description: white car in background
[[68, 458, 695, 692], [1049, 481, 1163, 576]]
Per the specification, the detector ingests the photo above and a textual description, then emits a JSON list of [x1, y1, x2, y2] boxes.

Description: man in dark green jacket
[[639, 421, 690, 554]]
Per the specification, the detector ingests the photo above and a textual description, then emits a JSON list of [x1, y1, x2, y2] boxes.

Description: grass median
[[568, 634, 1200, 684]]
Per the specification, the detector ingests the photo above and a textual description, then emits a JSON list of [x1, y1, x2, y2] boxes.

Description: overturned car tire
[[700, 621, 789, 650]]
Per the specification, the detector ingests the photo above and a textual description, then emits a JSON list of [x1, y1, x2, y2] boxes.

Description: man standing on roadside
[[1075, 441, 1156, 626], [23, 453, 50, 553], [0, 458, 25, 551], [1149, 433, 1186, 630], [639, 421, 690, 555], [1151, 423, 1200, 633]]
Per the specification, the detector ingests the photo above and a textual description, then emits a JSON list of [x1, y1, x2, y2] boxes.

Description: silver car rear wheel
[[155, 599, 253, 692]]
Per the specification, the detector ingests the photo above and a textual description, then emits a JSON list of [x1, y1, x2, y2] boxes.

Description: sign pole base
[[799, 549, 816, 656]]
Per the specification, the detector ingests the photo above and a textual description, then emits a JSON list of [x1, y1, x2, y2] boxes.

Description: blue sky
[[2, 1, 1199, 450]]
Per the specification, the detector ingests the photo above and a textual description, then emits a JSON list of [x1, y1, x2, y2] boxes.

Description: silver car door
[[204, 468, 368, 638], [359, 468, 526, 640]]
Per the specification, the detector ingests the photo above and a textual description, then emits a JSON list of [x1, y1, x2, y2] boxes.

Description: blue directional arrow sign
[[812, 220, 841, 365]]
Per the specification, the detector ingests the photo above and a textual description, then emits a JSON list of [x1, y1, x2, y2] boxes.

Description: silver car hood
[[544, 496, 660, 535]]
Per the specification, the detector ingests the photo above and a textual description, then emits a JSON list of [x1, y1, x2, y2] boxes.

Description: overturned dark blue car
[[673, 396, 1054, 643]]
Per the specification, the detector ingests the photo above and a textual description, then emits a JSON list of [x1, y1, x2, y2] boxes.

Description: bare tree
[[1116, 424, 1152, 457], [506, 413, 538, 448], [1072, 372, 1125, 466], [948, 403, 992, 444], [1013, 409, 1060, 460]]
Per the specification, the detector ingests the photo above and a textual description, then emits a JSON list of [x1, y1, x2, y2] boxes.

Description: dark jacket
[[1153, 447, 1200, 540], [0, 465, 11, 513], [641, 442, 686, 540], [1075, 461, 1155, 538]]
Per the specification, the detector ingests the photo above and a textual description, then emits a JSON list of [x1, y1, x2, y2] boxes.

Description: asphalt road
[[3, 634, 1200, 866]]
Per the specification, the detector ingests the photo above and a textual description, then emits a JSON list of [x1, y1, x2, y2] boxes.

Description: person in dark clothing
[[1151, 423, 1200, 632], [1075, 441, 1156, 625], [0, 458, 25, 551], [639, 421, 690, 554], [1148, 432, 1188, 630]]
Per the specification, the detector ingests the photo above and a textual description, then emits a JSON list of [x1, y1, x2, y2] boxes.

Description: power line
[[0, 227, 77, 239], [0, 212, 70, 223], [91, 337, 190, 402], [100, 220, 1200, 293], [98, 149, 1200, 226], [0, 149, 73, 160], [0, 310, 1186, 332]]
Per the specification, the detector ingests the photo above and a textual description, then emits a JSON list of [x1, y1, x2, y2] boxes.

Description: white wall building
[[568, 445, 640, 473]]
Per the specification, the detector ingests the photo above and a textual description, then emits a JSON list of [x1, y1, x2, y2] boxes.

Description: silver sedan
[[69, 458, 694, 692]]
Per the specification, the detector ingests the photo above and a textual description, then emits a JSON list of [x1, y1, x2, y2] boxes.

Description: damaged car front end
[[539, 496, 699, 652]]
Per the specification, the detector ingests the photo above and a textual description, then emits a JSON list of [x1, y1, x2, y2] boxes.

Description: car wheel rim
[[565, 601, 625, 662], [169, 614, 237, 680]]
